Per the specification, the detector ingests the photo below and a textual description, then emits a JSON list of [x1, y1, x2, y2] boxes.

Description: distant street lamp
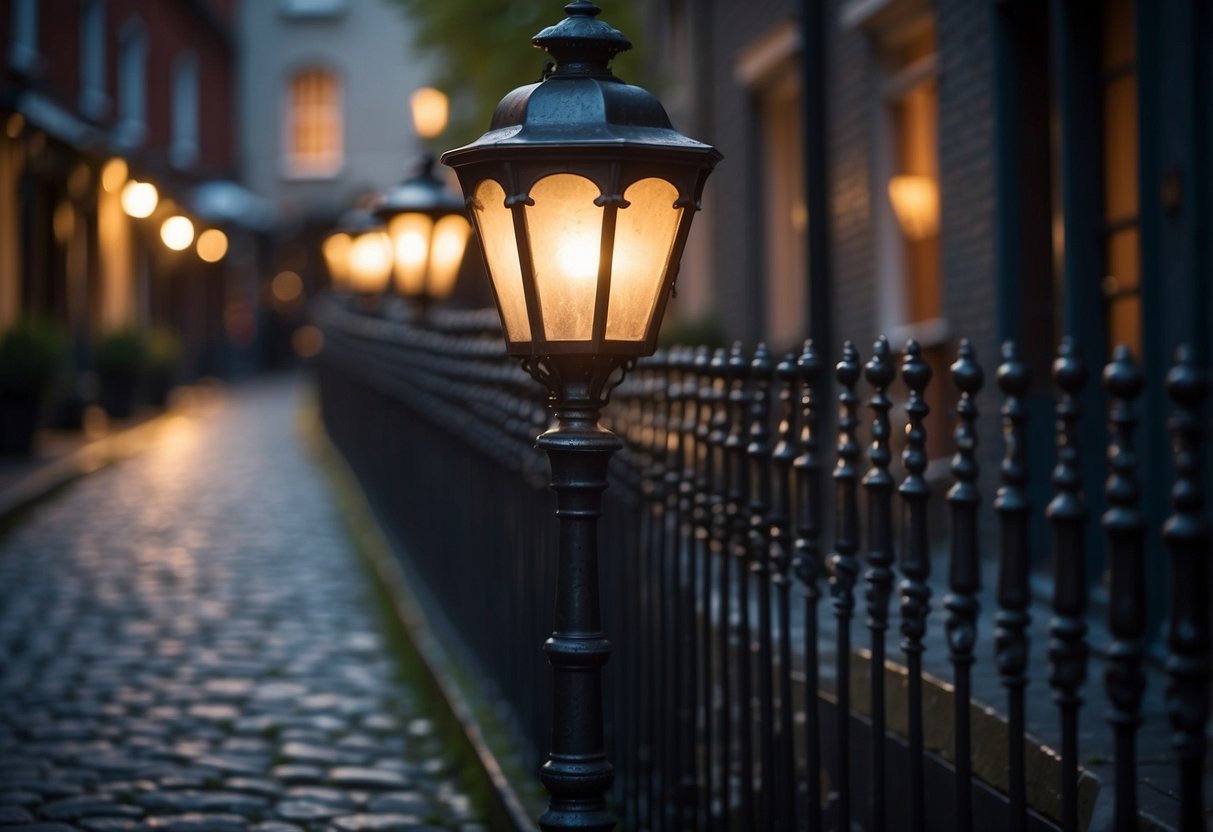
[[322, 231, 353, 292], [160, 215, 195, 251], [121, 180, 158, 219], [441, 3, 719, 829], [196, 228, 229, 263], [341, 210, 393, 301], [372, 158, 471, 314]]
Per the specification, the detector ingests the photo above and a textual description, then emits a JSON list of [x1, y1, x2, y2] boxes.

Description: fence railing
[[314, 297, 1210, 832]]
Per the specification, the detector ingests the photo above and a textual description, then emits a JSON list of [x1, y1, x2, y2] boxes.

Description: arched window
[[285, 67, 342, 177]]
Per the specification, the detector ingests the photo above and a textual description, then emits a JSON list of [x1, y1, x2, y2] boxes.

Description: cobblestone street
[[0, 379, 490, 832]]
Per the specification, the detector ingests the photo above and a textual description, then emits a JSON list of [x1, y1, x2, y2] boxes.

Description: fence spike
[[1162, 345, 1210, 832], [830, 340, 862, 832], [1047, 336, 1089, 832], [771, 351, 799, 831], [793, 339, 825, 832], [862, 335, 896, 832], [898, 338, 932, 832], [707, 347, 730, 830], [1100, 345, 1145, 832], [945, 338, 984, 832]]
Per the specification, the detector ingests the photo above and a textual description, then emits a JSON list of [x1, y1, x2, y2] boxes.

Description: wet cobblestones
[[0, 381, 488, 832]]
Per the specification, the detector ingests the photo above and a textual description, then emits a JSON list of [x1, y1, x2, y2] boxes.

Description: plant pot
[[0, 393, 42, 455]]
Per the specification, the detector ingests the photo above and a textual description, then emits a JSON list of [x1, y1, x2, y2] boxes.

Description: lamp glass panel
[[607, 177, 682, 342], [389, 213, 433, 296], [323, 232, 351, 285], [526, 173, 603, 342], [348, 230, 392, 294], [428, 214, 471, 299], [472, 178, 529, 341]]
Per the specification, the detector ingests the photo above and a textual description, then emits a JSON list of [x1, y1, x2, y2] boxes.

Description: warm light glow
[[272, 270, 304, 303], [410, 87, 449, 139], [526, 173, 603, 341], [389, 213, 433, 296], [347, 231, 392, 294], [472, 179, 528, 340], [53, 201, 75, 245], [101, 158, 128, 193], [322, 232, 352, 286], [292, 324, 324, 358], [121, 180, 159, 218], [608, 177, 683, 341], [427, 214, 471, 299], [196, 228, 228, 263], [160, 215, 195, 251], [888, 175, 939, 241]]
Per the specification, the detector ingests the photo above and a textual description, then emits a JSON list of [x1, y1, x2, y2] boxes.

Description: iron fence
[[314, 297, 1209, 832]]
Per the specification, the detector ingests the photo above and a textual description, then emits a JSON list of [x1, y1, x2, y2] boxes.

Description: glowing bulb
[[556, 238, 599, 282], [196, 228, 228, 262], [322, 232, 352, 285], [160, 215, 195, 251], [348, 231, 392, 294], [121, 180, 158, 218], [410, 87, 449, 139]]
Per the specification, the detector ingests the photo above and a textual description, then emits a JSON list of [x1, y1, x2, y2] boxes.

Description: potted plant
[[94, 328, 146, 419], [144, 327, 182, 407], [0, 319, 66, 454]]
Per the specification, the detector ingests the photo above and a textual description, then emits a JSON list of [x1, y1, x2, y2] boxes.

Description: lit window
[[1101, 0, 1139, 356], [10, 0, 38, 73], [880, 23, 942, 335], [80, 0, 107, 118], [115, 18, 147, 149], [285, 67, 343, 178], [171, 52, 199, 169]]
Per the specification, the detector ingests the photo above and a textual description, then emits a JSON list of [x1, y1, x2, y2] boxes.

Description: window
[[1101, 0, 1139, 356], [79, 0, 107, 118], [877, 21, 942, 342], [737, 21, 807, 350], [171, 52, 199, 169], [10, 0, 38, 73], [285, 67, 343, 178], [115, 18, 147, 149]]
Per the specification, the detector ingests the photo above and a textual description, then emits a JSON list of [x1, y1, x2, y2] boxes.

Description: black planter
[[0, 393, 42, 455]]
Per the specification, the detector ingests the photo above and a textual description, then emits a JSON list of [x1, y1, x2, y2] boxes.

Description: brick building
[[642, 0, 1211, 615], [0, 0, 266, 383]]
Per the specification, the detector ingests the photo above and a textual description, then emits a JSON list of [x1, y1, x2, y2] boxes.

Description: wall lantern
[[371, 158, 471, 310], [441, 3, 718, 830], [888, 174, 940, 241]]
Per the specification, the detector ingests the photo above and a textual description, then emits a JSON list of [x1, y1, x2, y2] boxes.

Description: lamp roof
[[441, 2, 719, 166], [372, 155, 465, 219]]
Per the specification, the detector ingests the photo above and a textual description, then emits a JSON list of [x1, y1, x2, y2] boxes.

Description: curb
[[0, 408, 191, 522], [304, 409, 540, 832]]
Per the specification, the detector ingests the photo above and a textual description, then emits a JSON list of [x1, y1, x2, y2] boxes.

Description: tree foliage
[[387, 0, 643, 146]]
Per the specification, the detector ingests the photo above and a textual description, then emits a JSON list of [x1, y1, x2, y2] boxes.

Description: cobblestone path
[[0, 380, 490, 832]]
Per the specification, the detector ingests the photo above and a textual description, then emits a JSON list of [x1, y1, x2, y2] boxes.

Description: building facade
[[643, 0, 1211, 616], [0, 0, 260, 382]]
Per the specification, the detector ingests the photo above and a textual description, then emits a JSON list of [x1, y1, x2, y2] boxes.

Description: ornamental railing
[[314, 297, 1210, 832]]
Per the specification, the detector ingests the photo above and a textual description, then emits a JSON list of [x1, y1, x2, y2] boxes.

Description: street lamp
[[441, 3, 719, 829], [371, 158, 471, 313], [335, 209, 392, 303]]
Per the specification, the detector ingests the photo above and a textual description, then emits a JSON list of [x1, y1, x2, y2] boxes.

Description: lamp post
[[372, 158, 471, 315], [441, 3, 719, 829]]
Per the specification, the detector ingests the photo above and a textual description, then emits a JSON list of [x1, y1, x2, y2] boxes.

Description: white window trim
[[10, 0, 39, 74], [79, 0, 109, 120], [170, 51, 200, 169]]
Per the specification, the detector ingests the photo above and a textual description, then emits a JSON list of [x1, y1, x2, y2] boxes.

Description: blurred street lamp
[[196, 228, 229, 263], [160, 215, 195, 251], [121, 180, 158, 218], [441, 2, 719, 829], [322, 231, 353, 291], [341, 210, 392, 301], [410, 87, 449, 141], [372, 158, 471, 314]]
